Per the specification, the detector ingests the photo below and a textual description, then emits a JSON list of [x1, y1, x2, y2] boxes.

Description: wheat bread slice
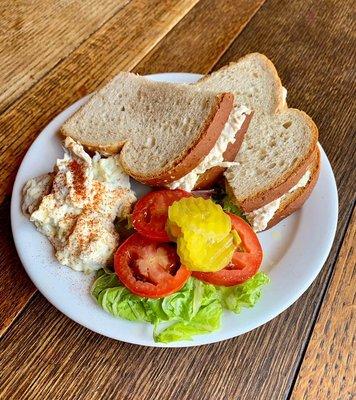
[[61, 72, 234, 185], [225, 109, 318, 212], [196, 53, 285, 115], [139, 93, 237, 186], [195, 53, 318, 210], [267, 147, 320, 229]]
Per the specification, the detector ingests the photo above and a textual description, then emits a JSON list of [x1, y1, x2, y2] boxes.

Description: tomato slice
[[114, 233, 191, 298], [132, 189, 190, 242], [192, 214, 263, 286]]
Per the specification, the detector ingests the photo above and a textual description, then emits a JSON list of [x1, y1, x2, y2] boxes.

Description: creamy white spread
[[282, 87, 287, 107], [167, 105, 251, 191], [22, 138, 135, 273], [22, 173, 54, 216], [246, 170, 311, 232]]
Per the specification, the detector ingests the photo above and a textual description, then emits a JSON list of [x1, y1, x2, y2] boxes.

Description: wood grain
[[0, 0, 200, 336], [0, 0, 200, 203], [214, 0, 356, 236], [0, 0, 264, 336], [290, 207, 355, 400], [0, 286, 351, 400], [134, 0, 266, 74], [0, 197, 36, 335], [207, 1, 356, 397], [1, 0, 356, 399], [0, 0, 131, 113]]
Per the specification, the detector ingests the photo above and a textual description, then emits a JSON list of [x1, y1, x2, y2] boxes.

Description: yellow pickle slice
[[167, 197, 241, 272]]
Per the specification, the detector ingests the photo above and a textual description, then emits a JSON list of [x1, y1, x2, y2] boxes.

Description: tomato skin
[[114, 233, 191, 298], [132, 189, 190, 242], [192, 214, 263, 286]]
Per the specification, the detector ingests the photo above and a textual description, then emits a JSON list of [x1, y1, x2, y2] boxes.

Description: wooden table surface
[[0, 1, 355, 398]]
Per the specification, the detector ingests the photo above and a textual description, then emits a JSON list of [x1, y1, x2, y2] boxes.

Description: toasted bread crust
[[125, 92, 234, 185], [194, 112, 253, 189], [266, 147, 321, 229]]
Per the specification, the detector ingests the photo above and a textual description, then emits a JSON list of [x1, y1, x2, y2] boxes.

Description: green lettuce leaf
[[216, 272, 270, 313], [92, 272, 153, 322], [221, 197, 249, 223], [154, 299, 222, 343], [91, 271, 120, 298], [91, 271, 269, 343], [161, 278, 210, 321]]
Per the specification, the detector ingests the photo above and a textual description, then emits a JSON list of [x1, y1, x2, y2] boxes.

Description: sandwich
[[61, 55, 319, 232], [195, 53, 320, 231], [61, 73, 252, 191]]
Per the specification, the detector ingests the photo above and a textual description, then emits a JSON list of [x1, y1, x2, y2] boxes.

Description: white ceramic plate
[[11, 73, 338, 347]]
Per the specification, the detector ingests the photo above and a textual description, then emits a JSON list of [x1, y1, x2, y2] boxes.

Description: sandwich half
[[196, 53, 320, 231], [61, 73, 251, 191]]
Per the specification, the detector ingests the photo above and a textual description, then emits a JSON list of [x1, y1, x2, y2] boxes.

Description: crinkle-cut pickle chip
[[167, 197, 241, 272], [168, 197, 232, 241], [177, 230, 240, 272]]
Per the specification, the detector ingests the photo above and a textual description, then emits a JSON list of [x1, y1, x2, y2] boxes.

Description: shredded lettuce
[[91, 272, 269, 343]]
